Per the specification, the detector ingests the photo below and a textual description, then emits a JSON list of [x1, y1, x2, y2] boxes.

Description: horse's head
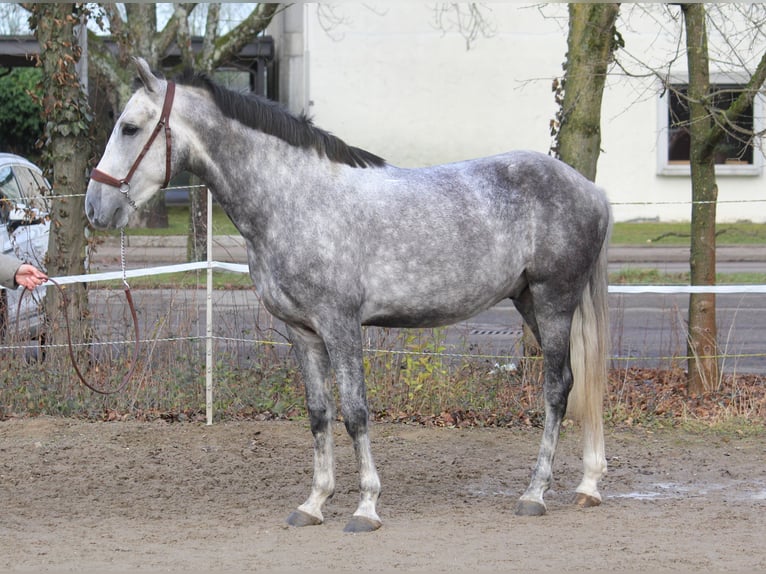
[[86, 58, 179, 229]]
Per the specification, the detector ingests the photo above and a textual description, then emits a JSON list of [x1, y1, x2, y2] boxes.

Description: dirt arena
[[0, 417, 763, 572]]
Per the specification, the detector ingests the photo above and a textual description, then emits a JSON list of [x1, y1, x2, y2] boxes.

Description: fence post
[[206, 187, 214, 425]]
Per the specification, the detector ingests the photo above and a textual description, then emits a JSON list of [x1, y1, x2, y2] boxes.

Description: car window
[[0, 166, 23, 224], [13, 166, 51, 213]]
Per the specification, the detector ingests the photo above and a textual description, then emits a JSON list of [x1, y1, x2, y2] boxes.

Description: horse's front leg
[[325, 323, 382, 533], [286, 325, 336, 527]]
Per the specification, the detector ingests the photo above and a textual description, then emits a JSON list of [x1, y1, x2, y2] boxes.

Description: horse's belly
[[360, 275, 525, 329], [362, 307, 488, 329]]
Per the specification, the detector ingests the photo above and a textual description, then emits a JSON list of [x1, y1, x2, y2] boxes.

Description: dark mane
[[175, 70, 385, 169]]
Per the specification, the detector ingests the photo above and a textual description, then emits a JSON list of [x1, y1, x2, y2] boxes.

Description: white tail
[[567, 217, 611, 503]]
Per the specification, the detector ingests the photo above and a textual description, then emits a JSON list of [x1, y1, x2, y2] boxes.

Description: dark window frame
[[658, 76, 764, 177]]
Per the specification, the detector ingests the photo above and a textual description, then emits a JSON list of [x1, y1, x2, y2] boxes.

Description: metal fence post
[[206, 187, 214, 425]]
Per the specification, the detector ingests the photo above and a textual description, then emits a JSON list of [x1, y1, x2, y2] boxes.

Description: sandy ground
[[0, 417, 764, 572]]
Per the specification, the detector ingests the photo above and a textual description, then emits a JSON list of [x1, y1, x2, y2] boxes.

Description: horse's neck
[[188, 125, 350, 236]]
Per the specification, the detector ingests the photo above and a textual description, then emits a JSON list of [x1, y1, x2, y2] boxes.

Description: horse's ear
[[132, 57, 161, 93]]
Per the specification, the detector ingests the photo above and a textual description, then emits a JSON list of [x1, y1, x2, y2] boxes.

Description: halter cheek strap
[[91, 81, 176, 195]]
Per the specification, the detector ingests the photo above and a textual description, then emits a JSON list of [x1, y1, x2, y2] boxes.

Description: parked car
[[0, 153, 51, 338]]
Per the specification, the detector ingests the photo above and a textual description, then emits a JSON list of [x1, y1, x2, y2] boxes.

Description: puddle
[[464, 476, 766, 503], [612, 482, 691, 500], [612, 480, 766, 502]]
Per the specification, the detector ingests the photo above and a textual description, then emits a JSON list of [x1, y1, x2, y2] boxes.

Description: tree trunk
[[682, 4, 719, 393], [187, 177, 208, 262], [555, 3, 621, 181], [186, 6, 209, 261], [32, 4, 92, 347]]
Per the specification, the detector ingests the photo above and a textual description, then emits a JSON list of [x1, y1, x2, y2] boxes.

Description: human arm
[[0, 253, 47, 290]]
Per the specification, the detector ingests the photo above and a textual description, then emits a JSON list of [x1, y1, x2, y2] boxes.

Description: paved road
[[87, 288, 765, 376], [462, 293, 766, 375], [87, 237, 766, 374]]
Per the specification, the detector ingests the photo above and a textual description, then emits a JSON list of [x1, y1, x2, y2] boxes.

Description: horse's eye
[[122, 124, 139, 137]]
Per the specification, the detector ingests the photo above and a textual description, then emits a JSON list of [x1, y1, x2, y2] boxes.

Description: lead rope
[[15, 230, 141, 395], [121, 228, 129, 287]]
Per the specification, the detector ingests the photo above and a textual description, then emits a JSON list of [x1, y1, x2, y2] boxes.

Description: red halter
[[91, 81, 176, 194]]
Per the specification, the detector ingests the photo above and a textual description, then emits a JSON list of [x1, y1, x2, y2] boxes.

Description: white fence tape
[[47, 263, 766, 294], [48, 261, 249, 286]]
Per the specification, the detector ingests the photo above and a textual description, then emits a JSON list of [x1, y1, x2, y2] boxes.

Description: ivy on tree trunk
[[554, 3, 621, 181], [30, 3, 92, 348]]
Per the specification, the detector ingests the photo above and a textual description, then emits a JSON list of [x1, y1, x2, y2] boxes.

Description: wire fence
[[1, 188, 764, 422]]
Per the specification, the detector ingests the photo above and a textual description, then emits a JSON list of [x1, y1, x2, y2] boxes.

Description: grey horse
[[86, 58, 611, 533]]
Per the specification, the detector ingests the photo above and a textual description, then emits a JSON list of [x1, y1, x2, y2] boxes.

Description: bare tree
[[679, 3, 766, 393], [578, 4, 766, 392], [431, 3, 496, 50], [0, 3, 29, 35]]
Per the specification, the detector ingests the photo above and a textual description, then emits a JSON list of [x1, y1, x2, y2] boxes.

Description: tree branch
[[101, 4, 126, 37], [201, 3, 283, 71], [87, 34, 134, 108], [155, 3, 198, 62], [702, 47, 766, 157], [200, 3, 221, 71], [174, 3, 194, 67]]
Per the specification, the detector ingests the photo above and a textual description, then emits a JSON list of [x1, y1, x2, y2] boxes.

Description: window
[[657, 77, 764, 176], [0, 166, 23, 224]]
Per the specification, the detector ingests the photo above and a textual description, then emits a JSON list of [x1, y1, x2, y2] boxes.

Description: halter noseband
[[91, 81, 176, 196]]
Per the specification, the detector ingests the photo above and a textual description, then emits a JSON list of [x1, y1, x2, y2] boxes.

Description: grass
[[610, 221, 766, 245], [609, 268, 766, 285], [2, 328, 762, 432], [94, 205, 239, 237], [99, 270, 253, 290]]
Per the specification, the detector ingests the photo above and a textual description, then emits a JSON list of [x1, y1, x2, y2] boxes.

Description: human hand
[[15, 263, 48, 290]]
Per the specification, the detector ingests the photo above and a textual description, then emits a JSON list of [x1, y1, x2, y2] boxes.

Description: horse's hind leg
[[286, 326, 336, 527], [513, 287, 577, 516]]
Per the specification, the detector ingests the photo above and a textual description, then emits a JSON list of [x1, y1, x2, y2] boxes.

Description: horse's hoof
[[574, 492, 602, 508], [515, 500, 547, 516], [343, 516, 382, 533], [286, 509, 323, 527]]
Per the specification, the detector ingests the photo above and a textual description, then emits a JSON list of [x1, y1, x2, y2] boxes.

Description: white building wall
[[272, 4, 765, 222]]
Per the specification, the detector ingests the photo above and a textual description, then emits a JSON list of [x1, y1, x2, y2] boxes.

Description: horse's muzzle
[[85, 185, 125, 229]]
